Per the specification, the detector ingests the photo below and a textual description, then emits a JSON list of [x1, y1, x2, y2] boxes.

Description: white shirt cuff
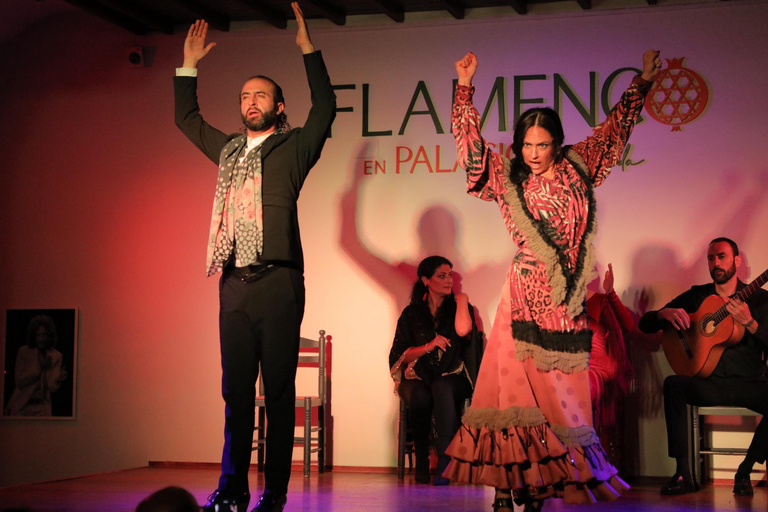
[[176, 67, 198, 77]]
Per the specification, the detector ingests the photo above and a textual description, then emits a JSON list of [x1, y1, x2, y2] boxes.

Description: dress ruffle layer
[[443, 420, 629, 504]]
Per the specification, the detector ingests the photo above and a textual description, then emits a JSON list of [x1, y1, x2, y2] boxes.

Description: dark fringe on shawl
[[562, 148, 597, 308], [512, 320, 592, 354]]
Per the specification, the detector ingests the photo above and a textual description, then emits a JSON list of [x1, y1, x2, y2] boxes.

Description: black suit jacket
[[174, 51, 336, 271]]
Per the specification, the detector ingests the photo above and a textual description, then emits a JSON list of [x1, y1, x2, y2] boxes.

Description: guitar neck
[[711, 268, 768, 325], [735, 268, 768, 302]]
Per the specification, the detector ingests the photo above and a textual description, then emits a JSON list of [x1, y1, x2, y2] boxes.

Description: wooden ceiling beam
[[173, 0, 231, 32], [365, 0, 405, 23], [87, 0, 175, 34], [303, 0, 347, 25], [509, 0, 526, 15], [237, 0, 288, 29], [435, 0, 465, 19], [63, 0, 152, 34]]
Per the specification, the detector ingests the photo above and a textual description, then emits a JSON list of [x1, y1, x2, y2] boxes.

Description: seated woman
[[5, 314, 68, 417], [389, 255, 480, 485], [586, 264, 634, 457]]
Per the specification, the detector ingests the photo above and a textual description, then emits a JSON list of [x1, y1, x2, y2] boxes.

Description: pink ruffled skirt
[[443, 271, 628, 504]]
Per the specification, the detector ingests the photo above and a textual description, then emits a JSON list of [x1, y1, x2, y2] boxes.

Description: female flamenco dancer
[[443, 50, 661, 511], [389, 256, 481, 486]]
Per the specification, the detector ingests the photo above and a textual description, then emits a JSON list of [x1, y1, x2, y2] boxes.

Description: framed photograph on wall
[[2, 309, 78, 420]]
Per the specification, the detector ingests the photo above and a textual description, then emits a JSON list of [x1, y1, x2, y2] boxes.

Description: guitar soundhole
[[701, 316, 716, 336]]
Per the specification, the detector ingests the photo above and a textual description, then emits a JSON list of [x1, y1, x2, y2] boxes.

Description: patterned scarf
[[206, 138, 266, 276]]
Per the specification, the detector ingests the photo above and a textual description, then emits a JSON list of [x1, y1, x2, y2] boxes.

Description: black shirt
[[638, 281, 768, 379], [389, 299, 474, 384]]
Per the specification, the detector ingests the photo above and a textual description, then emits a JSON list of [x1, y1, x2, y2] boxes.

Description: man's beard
[[711, 262, 737, 284], [242, 107, 279, 132]]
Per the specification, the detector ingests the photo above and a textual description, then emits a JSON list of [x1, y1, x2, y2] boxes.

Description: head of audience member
[[509, 107, 565, 184], [26, 315, 57, 352], [707, 237, 741, 285], [410, 256, 454, 306], [135, 486, 200, 512], [240, 75, 290, 135]]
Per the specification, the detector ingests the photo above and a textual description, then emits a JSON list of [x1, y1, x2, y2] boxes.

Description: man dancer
[[174, 4, 336, 511], [639, 237, 768, 497]]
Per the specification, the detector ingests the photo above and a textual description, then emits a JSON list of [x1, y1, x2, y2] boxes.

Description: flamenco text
[[331, 67, 647, 175]]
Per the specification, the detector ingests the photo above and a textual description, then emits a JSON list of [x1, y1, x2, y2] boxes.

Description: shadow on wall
[[339, 141, 512, 460], [619, 169, 768, 479]]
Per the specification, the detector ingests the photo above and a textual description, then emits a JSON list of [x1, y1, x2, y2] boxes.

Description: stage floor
[[0, 467, 764, 511]]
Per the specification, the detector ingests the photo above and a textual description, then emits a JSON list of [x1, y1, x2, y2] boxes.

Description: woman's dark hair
[[509, 107, 565, 185], [26, 315, 57, 349], [243, 75, 292, 133], [410, 255, 453, 306]]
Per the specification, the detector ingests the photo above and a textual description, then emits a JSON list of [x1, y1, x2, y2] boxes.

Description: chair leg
[[690, 405, 701, 488], [318, 405, 325, 473], [304, 397, 311, 478], [257, 406, 266, 472], [397, 400, 406, 479]]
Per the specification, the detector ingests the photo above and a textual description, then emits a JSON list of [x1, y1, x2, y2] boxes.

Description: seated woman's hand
[[427, 334, 451, 353]]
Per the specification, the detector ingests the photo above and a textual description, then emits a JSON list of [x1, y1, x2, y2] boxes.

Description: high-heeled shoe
[[523, 499, 543, 512], [492, 497, 514, 511]]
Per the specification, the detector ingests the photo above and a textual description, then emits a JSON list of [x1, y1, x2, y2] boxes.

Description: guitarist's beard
[[710, 262, 737, 284]]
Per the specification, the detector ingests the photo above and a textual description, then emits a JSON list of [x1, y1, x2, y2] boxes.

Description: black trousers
[[398, 374, 470, 474], [217, 265, 305, 496], [664, 374, 768, 463]]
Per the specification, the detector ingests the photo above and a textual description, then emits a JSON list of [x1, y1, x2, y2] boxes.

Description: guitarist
[[638, 237, 768, 497]]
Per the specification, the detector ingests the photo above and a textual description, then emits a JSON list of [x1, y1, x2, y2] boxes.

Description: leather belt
[[225, 259, 301, 283], [230, 264, 277, 284]]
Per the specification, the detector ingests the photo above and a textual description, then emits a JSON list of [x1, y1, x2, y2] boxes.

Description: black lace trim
[[512, 320, 592, 354]]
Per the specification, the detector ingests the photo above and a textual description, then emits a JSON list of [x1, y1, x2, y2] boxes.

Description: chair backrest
[[257, 329, 330, 402], [296, 330, 330, 403]]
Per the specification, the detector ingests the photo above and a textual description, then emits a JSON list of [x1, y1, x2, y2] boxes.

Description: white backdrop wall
[[1, 0, 767, 487]]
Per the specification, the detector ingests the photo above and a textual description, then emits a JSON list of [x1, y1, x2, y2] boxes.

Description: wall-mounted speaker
[[126, 46, 145, 68]]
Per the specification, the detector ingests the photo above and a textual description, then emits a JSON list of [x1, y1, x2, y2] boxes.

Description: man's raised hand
[[183, 20, 217, 68], [292, 2, 315, 54]]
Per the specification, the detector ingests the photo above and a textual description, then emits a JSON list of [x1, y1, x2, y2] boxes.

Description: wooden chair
[[689, 404, 761, 487], [253, 329, 331, 478], [396, 399, 415, 479], [396, 325, 483, 479], [396, 397, 470, 479]]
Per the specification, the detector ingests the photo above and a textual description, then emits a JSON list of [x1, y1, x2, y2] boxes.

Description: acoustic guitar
[[661, 268, 768, 377]]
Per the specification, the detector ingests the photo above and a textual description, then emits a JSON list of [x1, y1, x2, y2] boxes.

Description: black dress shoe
[[414, 466, 431, 484], [202, 489, 250, 512], [660, 474, 696, 496], [733, 474, 754, 496], [251, 491, 287, 512]]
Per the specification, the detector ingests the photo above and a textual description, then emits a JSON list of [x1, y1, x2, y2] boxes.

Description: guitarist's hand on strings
[[726, 298, 757, 333], [658, 308, 690, 331]]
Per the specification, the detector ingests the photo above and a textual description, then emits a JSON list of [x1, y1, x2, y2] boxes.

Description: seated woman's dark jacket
[[389, 297, 476, 385]]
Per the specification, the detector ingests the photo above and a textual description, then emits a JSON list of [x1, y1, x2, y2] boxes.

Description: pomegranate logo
[[645, 58, 710, 132]]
